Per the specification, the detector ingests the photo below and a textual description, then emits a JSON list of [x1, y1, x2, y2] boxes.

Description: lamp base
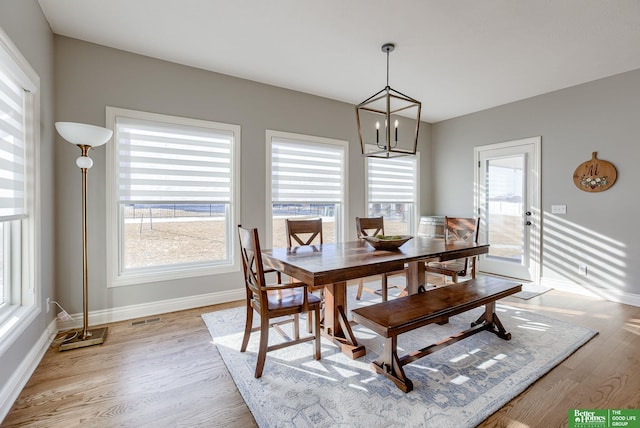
[[59, 327, 108, 351]]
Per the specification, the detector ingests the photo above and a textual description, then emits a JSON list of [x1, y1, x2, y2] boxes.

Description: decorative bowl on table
[[361, 235, 413, 251]]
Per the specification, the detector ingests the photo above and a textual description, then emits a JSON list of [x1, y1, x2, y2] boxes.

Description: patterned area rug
[[202, 284, 596, 427]]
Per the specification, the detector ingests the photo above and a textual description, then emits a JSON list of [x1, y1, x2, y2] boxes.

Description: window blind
[[116, 116, 233, 203], [271, 137, 344, 203], [0, 67, 26, 222], [367, 156, 416, 203]]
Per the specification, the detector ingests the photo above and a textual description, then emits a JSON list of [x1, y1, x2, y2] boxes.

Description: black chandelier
[[356, 43, 421, 158]]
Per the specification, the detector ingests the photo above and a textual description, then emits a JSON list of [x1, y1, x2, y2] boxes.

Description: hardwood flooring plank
[[2, 290, 639, 428], [475, 291, 640, 428]]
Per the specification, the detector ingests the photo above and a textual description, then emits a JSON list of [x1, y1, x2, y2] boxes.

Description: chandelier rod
[[382, 43, 395, 88]]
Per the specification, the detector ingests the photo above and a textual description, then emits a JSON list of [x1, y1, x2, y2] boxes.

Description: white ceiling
[[37, 0, 640, 123]]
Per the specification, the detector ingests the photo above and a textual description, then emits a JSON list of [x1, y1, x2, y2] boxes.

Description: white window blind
[[367, 156, 416, 203], [0, 67, 25, 222], [116, 116, 233, 204], [272, 137, 344, 203]]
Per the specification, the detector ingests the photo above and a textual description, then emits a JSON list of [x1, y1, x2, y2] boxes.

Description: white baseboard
[[0, 318, 57, 423], [57, 288, 245, 331], [541, 277, 640, 307]]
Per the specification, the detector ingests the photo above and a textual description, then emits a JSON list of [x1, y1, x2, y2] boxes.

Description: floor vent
[[131, 317, 161, 326]]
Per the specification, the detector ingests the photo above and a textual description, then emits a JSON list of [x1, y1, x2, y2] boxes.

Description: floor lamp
[[55, 122, 112, 351]]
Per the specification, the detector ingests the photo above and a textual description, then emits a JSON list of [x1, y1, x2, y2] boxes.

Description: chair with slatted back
[[238, 225, 321, 378], [286, 218, 323, 247], [286, 218, 324, 331], [355, 216, 408, 301], [426, 217, 480, 283]]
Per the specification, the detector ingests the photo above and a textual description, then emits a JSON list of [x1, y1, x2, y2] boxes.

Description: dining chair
[[286, 218, 323, 248], [237, 225, 321, 378], [285, 218, 324, 332], [426, 217, 480, 283], [355, 216, 408, 301]]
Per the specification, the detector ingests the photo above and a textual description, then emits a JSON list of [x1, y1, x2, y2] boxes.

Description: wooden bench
[[351, 275, 522, 392]]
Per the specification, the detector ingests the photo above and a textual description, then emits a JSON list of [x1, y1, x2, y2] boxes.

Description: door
[[474, 137, 540, 282]]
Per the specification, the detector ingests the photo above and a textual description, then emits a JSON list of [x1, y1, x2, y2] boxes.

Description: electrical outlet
[[46, 297, 50, 313], [578, 265, 588, 276], [551, 205, 567, 214]]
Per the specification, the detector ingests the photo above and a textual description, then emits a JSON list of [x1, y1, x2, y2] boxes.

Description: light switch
[[551, 205, 567, 214]]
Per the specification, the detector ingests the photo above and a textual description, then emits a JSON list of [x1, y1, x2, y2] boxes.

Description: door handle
[[525, 211, 532, 216], [525, 221, 532, 226]]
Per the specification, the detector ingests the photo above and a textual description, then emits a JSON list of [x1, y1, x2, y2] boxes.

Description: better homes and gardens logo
[[571, 410, 607, 427], [569, 409, 640, 428]]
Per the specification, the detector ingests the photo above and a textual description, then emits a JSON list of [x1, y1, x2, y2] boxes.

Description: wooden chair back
[[426, 217, 481, 282], [237, 225, 267, 300], [445, 217, 480, 243], [286, 218, 323, 247], [355, 216, 407, 301], [356, 216, 385, 238]]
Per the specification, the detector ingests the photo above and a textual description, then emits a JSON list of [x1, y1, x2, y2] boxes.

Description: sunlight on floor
[[513, 316, 551, 332], [477, 359, 498, 370], [349, 383, 369, 392], [496, 305, 523, 313], [504, 301, 589, 318], [451, 375, 470, 385], [301, 359, 330, 374], [624, 318, 640, 336], [360, 376, 379, 384], [450, 353, 470, 363], [449, 347, 481, 363], [411, 365, 439, 373], [354, 330, 378, 340], [332, 365, 360, 378], [280, 361, 339, 382], [503, 418, 531, 427]]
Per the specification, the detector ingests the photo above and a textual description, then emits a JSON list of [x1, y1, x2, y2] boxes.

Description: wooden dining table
[[261, 237, 489, 359]]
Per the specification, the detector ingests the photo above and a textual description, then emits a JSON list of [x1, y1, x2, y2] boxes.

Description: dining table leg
[[323, 281, 366, 359], [406, 260, 427, 295]]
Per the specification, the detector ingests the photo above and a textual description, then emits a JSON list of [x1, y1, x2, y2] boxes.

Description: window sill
[[108, 261, 240, 288], [0, 304, 39, 357]]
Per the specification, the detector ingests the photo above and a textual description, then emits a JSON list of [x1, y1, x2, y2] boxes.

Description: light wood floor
[[2, 287, 639, 427]]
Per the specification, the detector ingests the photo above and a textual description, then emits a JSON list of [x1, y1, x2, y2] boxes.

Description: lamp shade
[[55, 122, 112, 147]]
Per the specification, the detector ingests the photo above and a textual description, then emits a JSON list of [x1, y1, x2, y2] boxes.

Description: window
[[267, 131, 348, 247], [106, 108, 240, 287], [366, 150, 419, 235], [0, 26, 39, 353]]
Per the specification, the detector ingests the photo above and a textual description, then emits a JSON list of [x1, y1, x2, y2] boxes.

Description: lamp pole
[[79, 144, 91, 340], [55, 122, 111, 351]]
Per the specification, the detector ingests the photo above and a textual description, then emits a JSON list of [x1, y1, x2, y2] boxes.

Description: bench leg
[[371, 336, 414, 393], [471, 301, 512, 340], [436, 319, 449, 325]]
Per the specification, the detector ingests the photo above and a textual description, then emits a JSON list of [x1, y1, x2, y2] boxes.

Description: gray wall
[[0, 0, 56, 394], [54, 36, 432, 314], [1, 0, 637, 412], [432, 69, 640, 300]]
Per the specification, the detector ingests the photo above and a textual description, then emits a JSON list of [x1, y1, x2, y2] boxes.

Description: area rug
[[202, 285, 596, 428], [513, 283, 552, 300]]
